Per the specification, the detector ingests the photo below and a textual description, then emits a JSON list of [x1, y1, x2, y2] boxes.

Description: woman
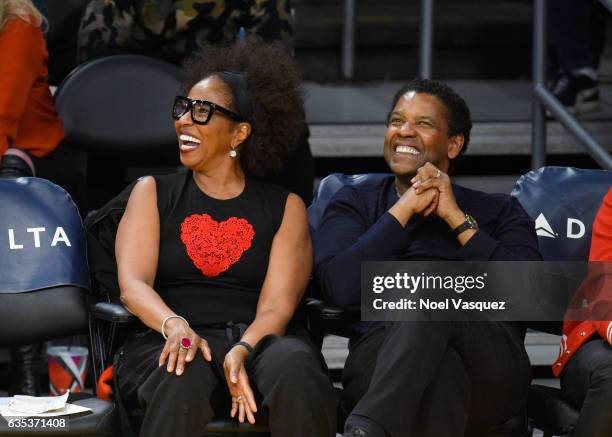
[[114, 37, 337, 437]]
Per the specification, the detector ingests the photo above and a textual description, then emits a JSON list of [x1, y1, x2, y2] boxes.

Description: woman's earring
[[229, 148, 237, 158]]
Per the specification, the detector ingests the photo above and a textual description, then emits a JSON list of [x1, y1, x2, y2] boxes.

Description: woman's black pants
[[561, 338, 612, 437], [115, 328, 338, 437], [342, 321, 531, 437]]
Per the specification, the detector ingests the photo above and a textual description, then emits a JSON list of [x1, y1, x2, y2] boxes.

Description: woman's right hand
[[158, 319, 212, 376]]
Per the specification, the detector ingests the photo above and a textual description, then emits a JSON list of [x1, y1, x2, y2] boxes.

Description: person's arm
[[222, 193, 310, 423], [590, 188, 612, 339], [313, 185, 438, 308], [239, 193, 311, 345], [456, 196, 542, 261], [590, 188, 612, 261], [412, 162, 542, 262], [0, 19, 45, 156], [116, 177, 211, 376]]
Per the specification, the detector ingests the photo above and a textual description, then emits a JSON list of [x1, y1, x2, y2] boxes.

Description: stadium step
[[305, 80, 612, 160]]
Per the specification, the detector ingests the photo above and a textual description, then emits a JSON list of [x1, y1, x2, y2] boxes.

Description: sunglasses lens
[[172, 97, 189, 119], [192, 101, 212, 123]]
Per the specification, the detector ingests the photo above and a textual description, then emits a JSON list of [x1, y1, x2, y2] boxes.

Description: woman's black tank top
[[152, 170, 289, 326]]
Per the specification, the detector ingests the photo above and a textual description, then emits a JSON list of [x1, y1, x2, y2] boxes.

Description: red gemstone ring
[[180, 337, 192, 350]]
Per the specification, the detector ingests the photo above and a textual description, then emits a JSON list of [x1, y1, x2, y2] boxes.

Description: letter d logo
[[566, 218, 585, 239]]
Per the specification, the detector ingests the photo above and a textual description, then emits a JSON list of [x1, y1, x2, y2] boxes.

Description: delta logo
[[535, 213, 585, 239], [5, 227, 72, 250]]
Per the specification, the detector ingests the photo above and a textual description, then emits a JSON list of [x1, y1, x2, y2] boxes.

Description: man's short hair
[[388, 79, 473, 155]]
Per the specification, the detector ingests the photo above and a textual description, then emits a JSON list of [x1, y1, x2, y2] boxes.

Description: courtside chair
[[512, 166, 612, 437], [0, 176, 116, 435], [53, 54, 183, 210]]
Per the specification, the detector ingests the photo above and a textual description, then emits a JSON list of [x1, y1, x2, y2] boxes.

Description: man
[[313, 79, 542, 437]]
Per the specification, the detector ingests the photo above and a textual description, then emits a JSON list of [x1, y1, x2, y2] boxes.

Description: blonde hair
[[0, 0, 44, 32]]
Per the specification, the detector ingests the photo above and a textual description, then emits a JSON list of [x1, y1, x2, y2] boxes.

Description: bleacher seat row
[[1, 166, 611, 436]]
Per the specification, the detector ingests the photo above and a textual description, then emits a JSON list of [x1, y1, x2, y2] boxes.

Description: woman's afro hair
[[182, 36, 305, 178]]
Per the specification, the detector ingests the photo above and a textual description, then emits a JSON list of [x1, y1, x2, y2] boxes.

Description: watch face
[[466, 214, 478, 228]]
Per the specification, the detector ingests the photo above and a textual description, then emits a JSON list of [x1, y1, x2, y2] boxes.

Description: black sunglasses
[[172, 95, 244, 124]]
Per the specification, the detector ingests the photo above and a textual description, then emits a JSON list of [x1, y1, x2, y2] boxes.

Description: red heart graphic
[[180, 214, 255, 277]]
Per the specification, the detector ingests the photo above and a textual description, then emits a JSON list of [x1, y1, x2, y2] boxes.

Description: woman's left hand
[[224, 346, 257, 424]]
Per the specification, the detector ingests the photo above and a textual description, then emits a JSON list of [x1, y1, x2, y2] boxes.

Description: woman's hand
[[158, 318, 212, 376], [224, 346, 257, 424]]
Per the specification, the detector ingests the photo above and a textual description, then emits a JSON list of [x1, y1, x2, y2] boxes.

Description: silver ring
[[435, 169, 441, 178], [236, 395, 244, 402]]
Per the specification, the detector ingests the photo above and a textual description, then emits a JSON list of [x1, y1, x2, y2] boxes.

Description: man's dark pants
[[342, 321, 531, 437]]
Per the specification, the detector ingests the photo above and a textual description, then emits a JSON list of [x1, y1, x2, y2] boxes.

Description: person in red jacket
[[0, 0, 85, 211], [552, 187, 612, 437], [0, 1, 63, 174]]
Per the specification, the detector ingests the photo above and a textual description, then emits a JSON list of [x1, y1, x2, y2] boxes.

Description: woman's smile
[[179, 132, 201, 152]]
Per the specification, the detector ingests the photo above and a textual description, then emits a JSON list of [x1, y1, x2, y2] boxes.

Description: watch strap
[[453, 214, 478, 236]]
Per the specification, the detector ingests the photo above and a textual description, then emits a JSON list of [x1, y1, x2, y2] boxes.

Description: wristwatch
[[453, 214, 478, 236]]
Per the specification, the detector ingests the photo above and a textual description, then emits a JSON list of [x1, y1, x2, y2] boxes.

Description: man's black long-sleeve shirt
[[313, 175, 542, 339]]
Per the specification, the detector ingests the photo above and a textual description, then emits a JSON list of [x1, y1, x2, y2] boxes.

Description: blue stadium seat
[[0, 176, 116, 435]]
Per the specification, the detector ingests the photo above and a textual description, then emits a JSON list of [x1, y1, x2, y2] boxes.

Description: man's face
[[383, 91, 461, 179]]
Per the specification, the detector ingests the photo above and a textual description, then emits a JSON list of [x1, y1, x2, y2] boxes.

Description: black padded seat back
[[0, 286, 88, 345], [54, 54, 182, 153]]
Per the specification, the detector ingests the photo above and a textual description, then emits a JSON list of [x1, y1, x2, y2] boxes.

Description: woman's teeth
[[179, 134, 201, 144], [179, 134, 201, 151], [395, 145, 419, 155]]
